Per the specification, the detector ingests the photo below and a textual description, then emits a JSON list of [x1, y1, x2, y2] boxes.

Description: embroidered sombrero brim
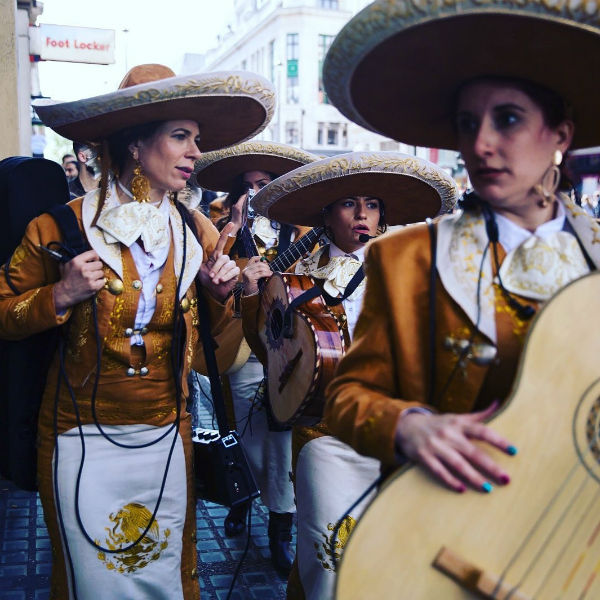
[[323, 0, 600, 150], [33, 71, 275, 151], [194, 141, 319, 192], [251, 151, 458, 227]]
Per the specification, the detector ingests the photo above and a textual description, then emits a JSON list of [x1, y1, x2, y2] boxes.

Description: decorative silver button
[[132, 279, 142, 290], [126, 367, 136, 377], [156, 284, 163, 294], [141, 326, 148, 335], [140, 367, 149, 376], [124, 328, 133, 337]]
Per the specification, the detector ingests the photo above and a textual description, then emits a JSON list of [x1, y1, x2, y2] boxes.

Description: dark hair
[[455, 76, 572, 129], [65, 160, 79, 172], [105, 121, 163, 175]]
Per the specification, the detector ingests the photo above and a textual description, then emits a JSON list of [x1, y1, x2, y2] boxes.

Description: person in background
[[68, 142, 99, 199], [63, 160, 79, 181]]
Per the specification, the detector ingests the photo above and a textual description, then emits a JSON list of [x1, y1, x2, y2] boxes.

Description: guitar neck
[[271, 226, 323, 273]]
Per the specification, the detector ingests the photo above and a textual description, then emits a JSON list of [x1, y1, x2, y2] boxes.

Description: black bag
[[0, 157, 86, 491]]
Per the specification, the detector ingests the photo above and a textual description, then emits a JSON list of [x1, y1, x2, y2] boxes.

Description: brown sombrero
[[323, 0, 600, 150], [251, 151, 459, 227], [33, 64, 275, 152], [194, 141, 319, 192]]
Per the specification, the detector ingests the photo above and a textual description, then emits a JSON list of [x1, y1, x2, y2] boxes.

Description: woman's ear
[[555, 119, 574, 153], [127, 141, 140, 162]]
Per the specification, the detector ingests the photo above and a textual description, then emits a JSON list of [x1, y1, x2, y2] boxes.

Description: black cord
[[329, 474, 385, 571]]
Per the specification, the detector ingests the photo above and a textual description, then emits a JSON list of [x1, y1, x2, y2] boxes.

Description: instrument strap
[[427, 218, 437, 406], [282, 266, 365, 338]]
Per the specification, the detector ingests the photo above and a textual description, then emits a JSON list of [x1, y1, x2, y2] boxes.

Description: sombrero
[[251, 151, 458, 227], [194, 141, 319, 192], [33, 64, 275, 151], [323, 0, 600, 150]]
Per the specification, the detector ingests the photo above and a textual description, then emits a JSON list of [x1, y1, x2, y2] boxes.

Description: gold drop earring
[[130, 160, 150, 203], [535, 149, 562, 208]]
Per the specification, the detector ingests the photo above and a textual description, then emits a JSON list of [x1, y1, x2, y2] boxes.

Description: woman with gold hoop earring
[[0, 64, 274, 599]]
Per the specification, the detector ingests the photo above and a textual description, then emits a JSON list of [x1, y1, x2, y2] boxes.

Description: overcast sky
[[37, 0, 234, 101]]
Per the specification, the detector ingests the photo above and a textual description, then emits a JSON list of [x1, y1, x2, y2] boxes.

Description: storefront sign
[[30, 24, 115, 65]]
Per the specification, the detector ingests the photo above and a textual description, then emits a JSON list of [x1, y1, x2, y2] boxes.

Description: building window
[[317, 122, 324, 146], [327, 123, 339, 146], [286, 121, 299, 145], [319, 0, 339, 8], [318, 34, 335, 104], [268, 39, 275, 82], [286, 33, 300, 104]]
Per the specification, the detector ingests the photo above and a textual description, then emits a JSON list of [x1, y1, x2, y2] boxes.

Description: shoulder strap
[[426, 218, 437, 406], [46, 204, 88, 259]]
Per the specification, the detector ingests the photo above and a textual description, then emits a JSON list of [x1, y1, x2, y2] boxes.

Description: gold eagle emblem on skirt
[[315, 515, 357, 572], [96, 502, 170, 573]]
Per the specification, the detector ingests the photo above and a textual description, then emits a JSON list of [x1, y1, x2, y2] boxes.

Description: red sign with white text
[[30, 24, 115, 65]]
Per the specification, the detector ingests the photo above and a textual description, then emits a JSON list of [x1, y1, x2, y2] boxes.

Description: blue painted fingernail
[[482, 482, 493, 493], [506, 445, 518, 456]]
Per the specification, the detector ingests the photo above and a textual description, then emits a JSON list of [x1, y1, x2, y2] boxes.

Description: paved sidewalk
[[0, 379, 293, 599]]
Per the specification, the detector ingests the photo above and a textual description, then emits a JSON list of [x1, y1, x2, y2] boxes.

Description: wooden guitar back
[[259, 273, 345, 426], [337, 272, 600, 599]]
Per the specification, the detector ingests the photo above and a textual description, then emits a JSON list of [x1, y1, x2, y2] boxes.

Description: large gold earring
[[130, 161, 150, 203], [534, 149, 562, 208]]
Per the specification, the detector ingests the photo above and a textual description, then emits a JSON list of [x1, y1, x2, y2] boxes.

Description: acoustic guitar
[[258, 271, 347, 427], [336, 271, 600, 600], [195, 225, 323, 375]]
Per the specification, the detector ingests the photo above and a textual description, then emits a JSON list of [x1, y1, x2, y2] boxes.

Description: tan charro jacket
[[324, 201, 600, 468], [0, 194, 232, 398]]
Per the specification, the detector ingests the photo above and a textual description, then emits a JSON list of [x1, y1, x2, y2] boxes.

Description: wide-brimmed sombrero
[[323, 0, 600, 150], [33, 64, 275, 151], [251, 151, 458, 227], [194, 141, 319, 192]]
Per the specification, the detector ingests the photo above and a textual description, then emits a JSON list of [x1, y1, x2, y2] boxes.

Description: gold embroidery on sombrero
[[45, 74, 275, 126], [315, 515, 357, 572], [96, 503, 170, 574], [13, 289, 40, 322]]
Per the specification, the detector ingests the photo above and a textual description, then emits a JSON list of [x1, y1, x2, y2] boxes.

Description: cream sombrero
[[323, 0, 600, 150], [33, 64, 275, 151], [251, 151, 458, 227], [194, 141, 319, 192]]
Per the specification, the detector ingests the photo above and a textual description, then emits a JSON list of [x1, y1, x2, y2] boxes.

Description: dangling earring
[[130, 160, 150, 203], [534, 149, 562, 208]]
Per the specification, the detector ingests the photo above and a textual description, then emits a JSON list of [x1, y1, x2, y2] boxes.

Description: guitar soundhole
[[266, 298, 286, 350]]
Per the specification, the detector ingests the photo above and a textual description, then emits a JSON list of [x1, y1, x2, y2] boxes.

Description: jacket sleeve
[[191, 210, 234, 338], [0, 214, 72, 340], [324, 241, 427, 467], [240, 292, 267, 365]]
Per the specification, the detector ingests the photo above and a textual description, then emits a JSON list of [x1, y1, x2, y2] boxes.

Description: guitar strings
[[532, 485, 600, 599], [495, 430, 600, 599], [493, 444, 594, 596]]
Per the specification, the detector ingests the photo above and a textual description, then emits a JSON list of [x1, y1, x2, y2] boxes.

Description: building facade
[[184, 0, 456, 170]]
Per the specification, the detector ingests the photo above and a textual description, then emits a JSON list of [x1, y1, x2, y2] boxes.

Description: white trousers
[[295, 435, 380, 600], [228, 353, 295, 514]]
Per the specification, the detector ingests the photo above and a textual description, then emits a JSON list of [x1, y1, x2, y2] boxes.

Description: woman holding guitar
[[320, 2, 600, 595], [243, 151, 458, 598], [194, 142, 319, 573]]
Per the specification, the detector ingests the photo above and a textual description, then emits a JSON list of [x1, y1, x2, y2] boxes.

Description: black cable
[[329, 474, 385, 571]]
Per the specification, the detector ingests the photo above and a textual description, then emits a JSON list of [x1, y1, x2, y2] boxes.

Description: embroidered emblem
[[13, 289, 40, 322], [96, 502, 170, 573], [315, 515, 357, 572], [9, 244, 29, 269]]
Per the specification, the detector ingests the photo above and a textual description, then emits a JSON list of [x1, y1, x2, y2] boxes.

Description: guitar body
[[258, 272, 345, 427], [336, 272, 600, 600]]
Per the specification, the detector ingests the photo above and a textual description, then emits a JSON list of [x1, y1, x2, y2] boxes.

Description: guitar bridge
[[433, 547, 531, 600]]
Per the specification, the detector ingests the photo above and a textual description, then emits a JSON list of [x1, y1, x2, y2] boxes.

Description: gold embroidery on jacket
[[315, 515, 357, 572], [66, 302, 92, 362], [13, 289, 40, 322], [9, 244, 29, 269], [96, 502, 170, 573]]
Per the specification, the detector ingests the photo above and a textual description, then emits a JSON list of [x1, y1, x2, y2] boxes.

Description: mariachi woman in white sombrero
[[242, 151, 458, 598], [194, 142, 318, 572], [0, 64, 274, 599], [324, 0, 600, 505]]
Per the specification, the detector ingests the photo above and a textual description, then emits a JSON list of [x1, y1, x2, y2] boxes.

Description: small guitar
[[335, 272, 600, 600], [195, 218, 323, 375]]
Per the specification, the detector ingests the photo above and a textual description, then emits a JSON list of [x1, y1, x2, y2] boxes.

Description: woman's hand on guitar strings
[[242, 255, 273, 295], [199, 222, 240, 303], [394, 402, 515, 493]]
